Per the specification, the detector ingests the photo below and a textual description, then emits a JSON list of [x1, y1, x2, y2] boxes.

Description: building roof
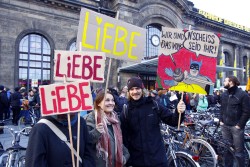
[[118, 57, 244, 74]]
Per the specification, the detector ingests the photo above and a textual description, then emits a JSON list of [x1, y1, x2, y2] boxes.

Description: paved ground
[[0, 124, 29, 150]]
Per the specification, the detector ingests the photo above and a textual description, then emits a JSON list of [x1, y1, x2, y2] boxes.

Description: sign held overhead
[[54, 50, 105, 82], [39, 81, 93, 116], [76, 8, 146, 62]]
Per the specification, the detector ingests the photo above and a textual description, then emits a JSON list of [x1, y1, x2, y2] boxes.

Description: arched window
[[69, 41, 77, 51], [224, 52, 232, 75], [144, 24, 162, 60], [19, 34, 51, 90]]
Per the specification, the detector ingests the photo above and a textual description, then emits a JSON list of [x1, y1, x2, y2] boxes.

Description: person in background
[[10, 87, 22, 125], [214, 90, 221, 104], [0, 85, 9, 121], [30, 87, 41, 118], [85, 91, 130, 167], [4, 87, 11, 119], [150, 90, 159, 101], [220, 76, 250, 167], [158, 90, 171, 109], [28, 90, 34, 102], [119, 86, 128, 106], [206, 93, 216, 108], [120, 77, 186, 167], [30, 87, 40, 106], [196, 94, 208, 112], [20, 89, 27, 99], [169, 91, 179, 110], [26, 113, 95, 167]]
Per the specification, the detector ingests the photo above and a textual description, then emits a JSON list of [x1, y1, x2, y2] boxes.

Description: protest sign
[[159, 27, 220, 58], [39, 81, 93, 116], [54, 50, 105, 82], [76, 8, 146, 62], [157, 28, 220, 95], [31, 79, 38, 88]]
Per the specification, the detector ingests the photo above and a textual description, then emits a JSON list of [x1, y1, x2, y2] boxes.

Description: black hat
[[127, 77, 144, 90], [14, 87, 20, 92], [0, 85, 4, 91]]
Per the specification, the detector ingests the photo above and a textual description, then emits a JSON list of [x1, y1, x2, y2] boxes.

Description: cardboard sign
[[160, 27, 220, 58], [157, 28, 220, 95], [76, 8, 146, 62], [54, 50, 105, 82], [39, 81, 93, 116], [31, 79, 38, 88]]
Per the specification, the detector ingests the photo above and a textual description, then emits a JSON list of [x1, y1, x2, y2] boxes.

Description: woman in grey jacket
[[86, 91, 130, 167]]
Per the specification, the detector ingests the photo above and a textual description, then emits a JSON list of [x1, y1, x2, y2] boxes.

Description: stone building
[[0, 0, 249, 91]]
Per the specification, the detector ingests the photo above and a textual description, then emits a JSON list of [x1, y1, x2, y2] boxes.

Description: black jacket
[[10, 91, 22, 107], [220, 86, 250, 128], [120, 96, 184, 167], [0, 90, 9, 109], [25, 116, 95, 167]]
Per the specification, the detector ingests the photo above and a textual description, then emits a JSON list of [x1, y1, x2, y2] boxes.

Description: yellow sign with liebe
[[76, 8, 146, 63]]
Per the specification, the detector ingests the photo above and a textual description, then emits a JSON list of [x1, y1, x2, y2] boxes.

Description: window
[[243, 56, 248, 82], [224, 52, 232, 76], [144, 24, 162, 60], [18, 34, 51, 89]]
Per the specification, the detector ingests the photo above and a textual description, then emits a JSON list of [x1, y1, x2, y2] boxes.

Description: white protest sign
[[183, 30, 220, 57], [76, 8, 146, 62], [39, 81, 93, 116], [159, 27, 220, 58], [54, 50, 105, 82], [159, 27, 185, 55], [31, 79, 38, 88]]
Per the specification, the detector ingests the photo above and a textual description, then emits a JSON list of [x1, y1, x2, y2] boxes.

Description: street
[[0, 124, 29, 151]]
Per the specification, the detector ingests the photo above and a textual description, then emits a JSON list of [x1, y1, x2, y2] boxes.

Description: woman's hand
[[177, 100, 186, 113], [96, 123, 104, 133]]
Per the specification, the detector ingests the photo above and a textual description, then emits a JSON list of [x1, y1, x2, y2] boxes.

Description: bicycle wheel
[[188, 138, 217, 167], [167, 151, 200, 167], [18, 156, 25, 167], [18, 115, 35, 130]]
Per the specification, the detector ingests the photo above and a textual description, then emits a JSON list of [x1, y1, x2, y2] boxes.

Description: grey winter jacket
[[85, 111, 130, 167]]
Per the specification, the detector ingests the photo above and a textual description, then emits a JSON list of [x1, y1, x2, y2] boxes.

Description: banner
[[76, 8, 146, 62], [158, 28, 220, 95], [39, 81, 93, 116], [54, 50, 105, 82], [233, 48, 237, 76], [160, 27, 220, 58]]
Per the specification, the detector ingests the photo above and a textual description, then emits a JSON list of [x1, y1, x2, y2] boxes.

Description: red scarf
[[96, 111, 123, 167]]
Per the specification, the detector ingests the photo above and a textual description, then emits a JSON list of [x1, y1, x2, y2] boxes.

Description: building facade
[[0, 0, 249, 91]]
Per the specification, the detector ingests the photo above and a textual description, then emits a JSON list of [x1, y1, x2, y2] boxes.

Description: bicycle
[[168, 123, 218, 167], [0, 126, 31, 167], [161, 124, 200, 167], [194, 120, 242, 167], [18, 106, 39, 130]]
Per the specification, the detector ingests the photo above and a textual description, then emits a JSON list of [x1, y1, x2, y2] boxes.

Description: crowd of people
[[1, 75, 250, 166], [0, 86, 40, 131]]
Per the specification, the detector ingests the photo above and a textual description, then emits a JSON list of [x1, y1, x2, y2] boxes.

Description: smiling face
[[129, 87, 143, 100], [97, 92, 115, 113]]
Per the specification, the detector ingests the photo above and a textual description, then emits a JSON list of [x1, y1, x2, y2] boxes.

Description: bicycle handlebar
[[0, 126, 32, 137]]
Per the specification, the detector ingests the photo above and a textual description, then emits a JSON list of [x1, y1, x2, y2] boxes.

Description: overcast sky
[[189, 0, 250, 27]]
